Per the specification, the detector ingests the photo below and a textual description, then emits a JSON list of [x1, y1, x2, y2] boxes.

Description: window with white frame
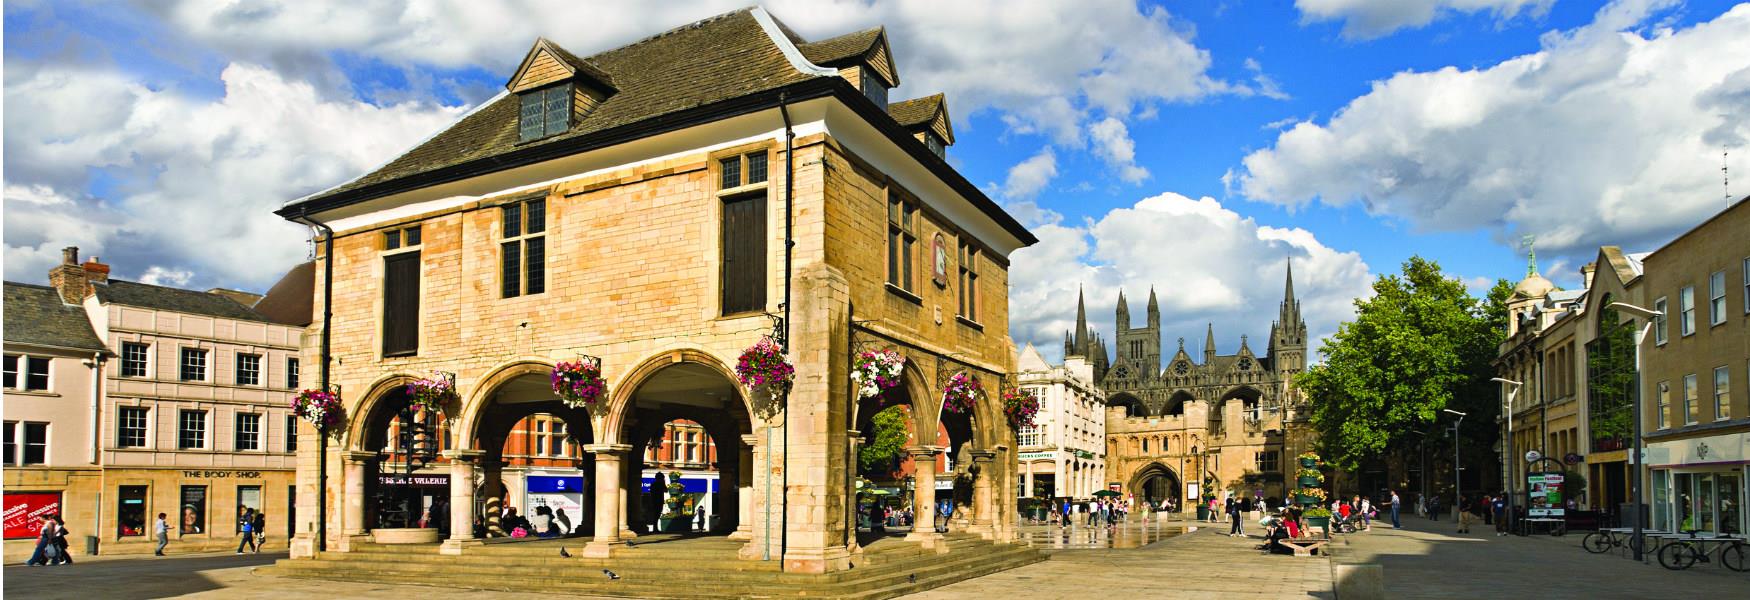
[[119, 407, 149, 448], [180, 348, 208, 381], [1710, 271, 1727, 326], [1653, 297, 1668, 345], [534, 420, 547, 456], [179, 410, 207, 449], [1018, 424, 1043, 447], [1679, 286, 1696, 336], [286, 357, 300, 389], [1715, 366, 1731, 421], [1656, 381, 1670, 430], [122, 343, 149, 377], [235, 413, 261, 451], [4, 354, 51, 391], [285, 415, 298, 453], [1683, 374, 1699, 425], [236, 353, 261, 386], [4, 421, 49, 465]]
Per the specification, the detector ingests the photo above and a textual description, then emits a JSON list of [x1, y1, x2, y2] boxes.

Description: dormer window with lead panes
[[924, 132, 945, 159], [860, 69, 888, 107], [519, 84, 572, 143]]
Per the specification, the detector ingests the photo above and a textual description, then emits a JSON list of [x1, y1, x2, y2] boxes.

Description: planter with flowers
[[405, 372, 457, 413], [292, 389, 345, 432], [1297, 468, 1325, 488], [941, 372, 982, 415], [551, 360, 608, 411], [736, 337, 794, 416], [1002, 387, 1040, 430], [851, 350, 906, 401], [1298, 451, 1321, 469]]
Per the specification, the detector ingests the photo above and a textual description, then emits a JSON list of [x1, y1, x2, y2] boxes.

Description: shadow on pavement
[[6, 551, 285, 600]]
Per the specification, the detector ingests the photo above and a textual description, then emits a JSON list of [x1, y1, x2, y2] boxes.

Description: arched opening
[[1108, 393, 1149, 418], [468, 370, 596, 539], [1131, 463, 1181, 507], [618, 360, 751, 538], [358, 385, 458, 534], [1162, 390, 1194, 417]]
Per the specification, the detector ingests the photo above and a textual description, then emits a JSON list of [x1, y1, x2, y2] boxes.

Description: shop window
[[118, 485, 148, 537], [180, 485, 207, 534], [237, 486, 262, 533]]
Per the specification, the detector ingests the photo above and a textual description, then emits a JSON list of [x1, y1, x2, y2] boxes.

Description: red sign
[[4, 492, 61, 539]]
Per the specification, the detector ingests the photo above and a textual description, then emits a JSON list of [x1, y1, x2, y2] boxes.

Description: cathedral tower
[[1114, 287, 1160, 380], [1268, 259, 1308, 376]]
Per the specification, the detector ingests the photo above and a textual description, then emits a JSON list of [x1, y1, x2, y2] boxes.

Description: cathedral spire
[[1204, 323, 1216, 362], [1074, 285, 1089, 353], [1284, 258, 1296, 307], [1147, 286, 1160, 328]]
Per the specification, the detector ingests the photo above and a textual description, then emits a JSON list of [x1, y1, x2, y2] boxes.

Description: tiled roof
[[798, 27, 882, 65], [94, 280, 271, 322], [538, 39, 618, 90], [253, 261, 315, 327], [292, 8, 813, 208], [3, 282, 107, 352], [886, 94, 941, 128]]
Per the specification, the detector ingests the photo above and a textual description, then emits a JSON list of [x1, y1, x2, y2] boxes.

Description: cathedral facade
[[1064, 263, 1315, 507]]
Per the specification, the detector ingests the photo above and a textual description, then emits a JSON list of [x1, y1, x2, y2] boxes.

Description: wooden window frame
[[500, 198, 548, 299], [179, 409, 208, 450], [1683, 373, 1699, 425], [118, 406, 150, 449], [382, 225, 422, 251], [1708, 270, 1726, 326], [1654, 297, 1668, 345], [121, 342, 150, 378], [1656, 381, 1670, 429], [957, 238, 981, 326], [285, 415, 298, 453], [286, 357, 300, 389], [518, 83, 573, 143], [886, 189, 919, 297], [382, 251, 422, 357], [1714, 366, 1731, 421], [715, 146, 772, 317], [1679, 285, 1695, 336], [235, 412, 262, 452]]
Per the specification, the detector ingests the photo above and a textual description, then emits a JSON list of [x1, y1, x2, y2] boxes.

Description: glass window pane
[[525, 236, 545, 295], [384, 230, 400, 250], [22, 423, 46, 464], [405, 226, 421, 246], [746, 152, 767, 184], [501, 241, 521, 298], [519, 91, 545, 142], [720, 157, 741, 189], [3, 355, 16, 388], [526, 199, 546, 234], [502, 204, 522, 238], [24, 357, 49, 390], [543, 85, 570, 136]]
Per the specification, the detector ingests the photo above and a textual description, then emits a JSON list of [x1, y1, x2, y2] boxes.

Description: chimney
[[83, 256, 111, 285], [1581, 262, 1597, 289], [47, 246, 88, 304]]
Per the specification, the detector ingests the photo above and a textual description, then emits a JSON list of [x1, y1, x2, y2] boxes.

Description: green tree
[[1299, 256, 1512, 472], [858, 404, 911, 473]]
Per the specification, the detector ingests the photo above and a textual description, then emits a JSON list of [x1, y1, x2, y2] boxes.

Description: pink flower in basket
[[735, 336, 794, 393], [941, 372, 982, 414]]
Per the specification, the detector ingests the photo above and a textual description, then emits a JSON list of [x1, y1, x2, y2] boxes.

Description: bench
[[1280, 537, 1329, 556]]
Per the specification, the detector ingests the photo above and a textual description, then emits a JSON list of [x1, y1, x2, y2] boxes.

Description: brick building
[[277, 7, 1033, 573]]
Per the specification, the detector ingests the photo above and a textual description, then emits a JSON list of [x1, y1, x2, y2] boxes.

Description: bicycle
[[1656, 531, 1749, 571]]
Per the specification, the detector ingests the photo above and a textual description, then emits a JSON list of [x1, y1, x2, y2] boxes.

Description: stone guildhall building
[[268, 7, 1037, 589]]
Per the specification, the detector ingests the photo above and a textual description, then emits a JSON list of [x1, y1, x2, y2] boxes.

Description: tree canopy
[[858, 404, 911, 473], [1298, 256, 1512, 471]]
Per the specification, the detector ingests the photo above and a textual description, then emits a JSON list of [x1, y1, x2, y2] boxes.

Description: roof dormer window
[[924, 132, 946, 159], [860, 69, 888, 108], [519, 84, 572, 143]]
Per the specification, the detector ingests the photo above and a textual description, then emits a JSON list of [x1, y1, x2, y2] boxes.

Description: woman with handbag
[[50, 515, 74, 565]]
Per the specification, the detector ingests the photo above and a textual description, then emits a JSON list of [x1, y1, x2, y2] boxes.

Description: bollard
[[1334, 564, 1383, 600], [85, 535, 100, 556]]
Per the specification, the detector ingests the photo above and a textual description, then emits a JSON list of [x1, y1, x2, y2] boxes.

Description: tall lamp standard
[[1492, 378, 1523, 535], [1607, 301, 1662, 562], [1443, 409, 1467, 520]]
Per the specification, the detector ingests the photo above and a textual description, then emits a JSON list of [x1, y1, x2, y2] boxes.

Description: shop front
[[1647, 433, 1749, 536], [100, 467, 295, 553], [524, 473, 586, 535], [371, 473, 451, 532]]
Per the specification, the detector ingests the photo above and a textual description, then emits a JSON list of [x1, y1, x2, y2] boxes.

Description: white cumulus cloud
[[1296, 0, 1555, 39], [1002, 147, 1059, 200], [1008, 192, 1373, 364], [1237, 2, 1750, 259]]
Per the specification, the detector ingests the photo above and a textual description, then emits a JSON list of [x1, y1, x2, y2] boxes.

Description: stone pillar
[[620, 449, 640, 539], [738, 428, 771, 560], [337, 451, 375, 551], [905, 446, 944, 550], [846, 429, 864, 553], [967, 450, 996, 538], [440, 449, 486, 555], [583, 444, 630, 557], [729, 434, 756, 541], [1024, 465, 1033, 499]]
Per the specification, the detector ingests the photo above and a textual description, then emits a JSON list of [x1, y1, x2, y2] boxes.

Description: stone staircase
[[256, 534, 1043, 599]]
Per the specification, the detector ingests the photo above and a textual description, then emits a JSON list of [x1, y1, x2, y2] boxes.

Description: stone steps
[[258, 535, 1044, 599]]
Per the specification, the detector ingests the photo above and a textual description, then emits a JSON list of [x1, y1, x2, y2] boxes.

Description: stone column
[[1024, 465, 1034, 499], [905, 446, 944, 550], [337, 451, 375, 551], [967, 450, 997, 538], [620, 448, 640, 539], [846, 429, 864, 553], [729, 434, 756, 540], [583, 444, 630, 557], [440, 449, 486, 555]]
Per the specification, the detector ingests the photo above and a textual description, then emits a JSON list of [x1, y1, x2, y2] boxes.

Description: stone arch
[[344, 371, 429, 452], [1127, 462, 1181, 504], [453, 357, 560, 449], [1108, 392, 1149, 418], [1161, 390, 1194, 416], [600, 348, 751, 445]]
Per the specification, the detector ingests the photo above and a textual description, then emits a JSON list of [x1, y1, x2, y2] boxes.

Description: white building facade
[[1015, 344, 1106, 499]]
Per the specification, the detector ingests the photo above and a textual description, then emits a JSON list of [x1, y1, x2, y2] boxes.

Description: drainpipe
[[297, 213, 336, 553], [86, 352, 104, 465], [777, 92, 795, 569]]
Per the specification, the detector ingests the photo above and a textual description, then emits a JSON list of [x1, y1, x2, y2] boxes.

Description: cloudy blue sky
[[6, 0, 1748, 363]]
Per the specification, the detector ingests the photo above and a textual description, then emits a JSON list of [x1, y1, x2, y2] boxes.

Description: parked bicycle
[[1655, 531, 1748, 572]]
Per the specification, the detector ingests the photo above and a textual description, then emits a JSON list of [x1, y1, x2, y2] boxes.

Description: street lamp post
[[1608, 301, 1662, 562], [1492, 378, 1523, 535], [1444, 409, 1467, 521]]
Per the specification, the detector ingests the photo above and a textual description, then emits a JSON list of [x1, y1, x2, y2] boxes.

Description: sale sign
[[4, 492, 61, 539]]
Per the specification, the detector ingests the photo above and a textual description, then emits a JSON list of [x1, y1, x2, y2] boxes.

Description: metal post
[[1607, 302, 1661, 562], [1443, 409, 1466, 521]]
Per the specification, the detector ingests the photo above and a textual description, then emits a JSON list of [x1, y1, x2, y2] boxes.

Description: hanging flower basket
[[291, 389, 345, 431], [736, 336, 795, 400], [851, 350, 906, 400], [550, 360, 608, 410], [941, 372, 982, 414], [405, 372, 457, 412], [1001, 387, 1040, 430]]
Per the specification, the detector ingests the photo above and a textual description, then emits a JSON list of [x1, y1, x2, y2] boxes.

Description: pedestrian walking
[[1390, 490, 1402, 529], [236, 507, 258, 554], [1492, 494, 1509, 536], [25, 515, 56, 566], [1481, 494, 1494, 525], [1456, 497, 1474, 533], [50, 515, 74, 565], [1359, 496, 1373, 531], [1227, 497, 1244, 537], [155, 512, 170, 556], [253, 510, 267, 551]]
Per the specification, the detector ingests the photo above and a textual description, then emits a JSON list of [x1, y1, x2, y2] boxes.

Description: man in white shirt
[[154, 512, 170, 556]]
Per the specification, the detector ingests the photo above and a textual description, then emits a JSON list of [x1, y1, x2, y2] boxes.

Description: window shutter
[[383, 252, 421, 356], [720, 194, 767, 314]]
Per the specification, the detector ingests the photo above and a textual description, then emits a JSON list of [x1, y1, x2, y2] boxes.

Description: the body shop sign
[[4, 492, 61, 539]]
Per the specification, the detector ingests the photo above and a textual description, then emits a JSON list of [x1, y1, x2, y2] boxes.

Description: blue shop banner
[[527, 476, 586, 494], [640, 476, 715, 493]]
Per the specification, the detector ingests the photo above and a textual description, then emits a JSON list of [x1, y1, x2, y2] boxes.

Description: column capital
[[584, 443, 634, 455], [442, 449, 487, 461], [340, 450, 376, 463], [740, 434, 758, 446], [907, 445, 943, 458], [971, 450, 998, 462]]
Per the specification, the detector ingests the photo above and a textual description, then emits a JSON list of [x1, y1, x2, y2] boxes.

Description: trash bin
[[85, 535, 100, 556]]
